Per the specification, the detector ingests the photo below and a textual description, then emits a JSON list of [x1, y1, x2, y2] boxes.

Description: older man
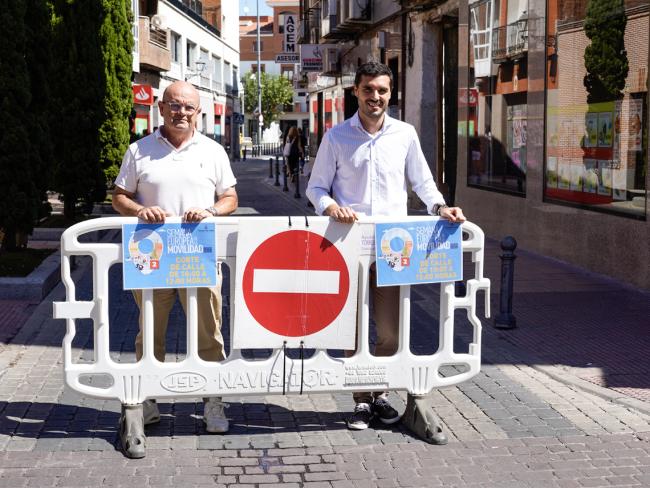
[[113, 81, 237, 457], [307, 62, 465, 432]]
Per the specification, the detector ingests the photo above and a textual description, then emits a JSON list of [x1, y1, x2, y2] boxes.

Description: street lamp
[[185, 60, 206, 82], [256, 0, 262, 143]]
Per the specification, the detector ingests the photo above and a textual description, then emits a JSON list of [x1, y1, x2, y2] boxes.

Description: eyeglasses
[[162, 101, 198, 114]]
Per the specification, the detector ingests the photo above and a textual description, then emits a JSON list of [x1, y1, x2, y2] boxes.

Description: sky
[[239, 1, 273, 16]]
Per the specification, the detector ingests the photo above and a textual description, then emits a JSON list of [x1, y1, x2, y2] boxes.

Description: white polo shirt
[[306, 112, 445, 217], [115, 129, 237, 216]]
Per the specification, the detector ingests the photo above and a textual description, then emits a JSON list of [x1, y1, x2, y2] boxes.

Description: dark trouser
[[287, 155, 300, 176], [350, 265, 400, 404]]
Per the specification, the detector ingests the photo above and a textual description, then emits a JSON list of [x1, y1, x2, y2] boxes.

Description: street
[[0, 157, 648, 487]]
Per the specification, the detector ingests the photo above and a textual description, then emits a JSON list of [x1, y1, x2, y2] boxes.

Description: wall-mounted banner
[[234, 219, 360, 349], [283, 14, 296, 54], [122, 223, 217, 290], [375, 219, 462, 287]]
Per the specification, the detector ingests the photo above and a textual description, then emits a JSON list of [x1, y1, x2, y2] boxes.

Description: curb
[[0, 251, 61, 301], [0, 229, 116, 301]]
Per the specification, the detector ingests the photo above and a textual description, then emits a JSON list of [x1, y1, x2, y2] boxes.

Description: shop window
[[544, 0, 648, 219], [466, 0, 528, 196]]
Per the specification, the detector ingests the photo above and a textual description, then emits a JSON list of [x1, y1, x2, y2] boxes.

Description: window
[[232, 66, 239, 94], [281, 66, 294, 80], [224, 61, 232, 93], [186, 40, 196, 68], [171, 32, 181, 64], [212, 55, 222, 90], [199, 49, 209, 87], [544, 0, 647, 218], [278, 11, 293, 34], [252, 41, 264, 52], [466, 0, 528, 196]]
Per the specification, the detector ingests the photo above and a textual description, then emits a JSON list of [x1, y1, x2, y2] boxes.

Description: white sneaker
[[204, 397, 229, 433], [143, 399, 160, 425]]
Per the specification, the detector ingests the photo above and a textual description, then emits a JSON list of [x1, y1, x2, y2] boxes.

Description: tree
[[98, 0, 134, 184], [583, 0, 628, 103], [0, 0, 38, 251], [51, 0, 133, 218], [25, 0, 56, 221], [243, 72, 294, 129]]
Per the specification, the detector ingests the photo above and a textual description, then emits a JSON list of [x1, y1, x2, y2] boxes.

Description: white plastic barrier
[[53, 216, 490, 405]]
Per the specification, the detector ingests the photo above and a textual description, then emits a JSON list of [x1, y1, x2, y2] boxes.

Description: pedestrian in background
[[298, 127, 307, 174], [306, 61, 466, 431], [283, 126, 302, 182]]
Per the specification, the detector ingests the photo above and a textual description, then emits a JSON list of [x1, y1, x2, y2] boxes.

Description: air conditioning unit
[[321, 0, 338, 38], [341, 0, 371, 25], [151, 14, 165, 28]]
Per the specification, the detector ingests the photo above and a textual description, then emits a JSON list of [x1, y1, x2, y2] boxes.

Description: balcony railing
[[492, 19, 528, 62], [138, 17, 171, 72]]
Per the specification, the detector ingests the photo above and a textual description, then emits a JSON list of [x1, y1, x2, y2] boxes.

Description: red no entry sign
[[242, 230, 350, 337]]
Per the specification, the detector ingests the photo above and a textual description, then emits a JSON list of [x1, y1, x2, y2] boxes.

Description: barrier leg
[[120, 404, 146, 459], [402, 394, 448, 445]]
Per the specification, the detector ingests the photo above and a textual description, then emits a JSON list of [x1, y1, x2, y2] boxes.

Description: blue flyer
[[122, 223, 217, 290], [375, 219, 462, 287]]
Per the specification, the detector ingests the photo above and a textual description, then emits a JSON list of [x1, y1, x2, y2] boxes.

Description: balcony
[[138, 17, 171, 72], [492, 19, 528, 63]]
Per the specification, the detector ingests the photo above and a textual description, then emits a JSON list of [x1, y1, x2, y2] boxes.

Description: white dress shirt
[[306, 112, 445, 217], [115, 129, 236, 216]]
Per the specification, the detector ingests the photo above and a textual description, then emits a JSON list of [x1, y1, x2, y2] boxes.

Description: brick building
[[240, 0, 309, 139]]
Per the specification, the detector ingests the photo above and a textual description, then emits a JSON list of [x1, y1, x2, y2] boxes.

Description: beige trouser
[[352, 265, 400, 404], [132, 285, 225, 362]]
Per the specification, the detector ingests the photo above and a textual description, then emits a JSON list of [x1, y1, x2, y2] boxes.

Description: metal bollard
[[274, 156, 280, 186], [282, 158, 289, 191], [294, 168, 301, 198], [269, 157, 273, 178], [494, 236, 517, 329]]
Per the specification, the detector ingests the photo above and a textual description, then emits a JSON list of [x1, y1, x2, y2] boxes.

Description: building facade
[[297, 0, 460, 209], [240, 0, 309, 139], [459, 0, 649, 288], [131, 0, 242, 155]]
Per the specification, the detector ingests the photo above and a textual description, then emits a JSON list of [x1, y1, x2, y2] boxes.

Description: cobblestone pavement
[[0, 157, 649, 487]]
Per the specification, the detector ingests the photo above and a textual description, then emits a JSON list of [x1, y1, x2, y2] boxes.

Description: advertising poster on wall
[[585, 113, 598, 148], [629, 98, 644, 151], [597, 160, 612, 196], [598, 112, 613, 147], [374, 219, 462, 287], [546, 157, 558, 188], [570, 163, 583, 192], [612, 169, 627, 201], [583, 160, 598, 193], [558, 159, 571, 190], [122, 223, 217, 290]]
